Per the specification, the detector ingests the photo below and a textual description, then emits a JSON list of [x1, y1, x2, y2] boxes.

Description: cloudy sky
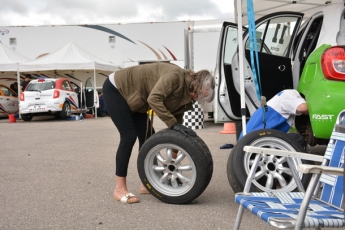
[[0, 0, 234, 26]]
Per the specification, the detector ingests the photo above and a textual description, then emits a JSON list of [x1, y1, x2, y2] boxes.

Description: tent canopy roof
[[0, 43, 31, 72], [19, 42, 120, 72]]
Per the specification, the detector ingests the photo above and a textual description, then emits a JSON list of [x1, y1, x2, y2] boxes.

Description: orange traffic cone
[[219, 122, 236, 134]]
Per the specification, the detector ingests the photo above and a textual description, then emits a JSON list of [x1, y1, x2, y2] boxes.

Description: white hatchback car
[[19, 77, 97, 121]]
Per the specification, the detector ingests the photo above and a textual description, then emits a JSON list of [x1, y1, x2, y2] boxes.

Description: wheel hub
[[143, 144, 197, 196], [243, 137, 305, 192], [267, 162, 276, 171], [168, 164, 176, 172]]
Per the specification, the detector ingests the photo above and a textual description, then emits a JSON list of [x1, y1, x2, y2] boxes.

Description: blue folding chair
[[234, 110, 345, 229]]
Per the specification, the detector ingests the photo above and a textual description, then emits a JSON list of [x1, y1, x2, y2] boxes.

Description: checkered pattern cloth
[[183, 102, 204, 130], [235, 124, 345, 228]]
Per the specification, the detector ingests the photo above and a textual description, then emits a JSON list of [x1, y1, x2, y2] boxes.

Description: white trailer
[[0, 19, 233, 113]]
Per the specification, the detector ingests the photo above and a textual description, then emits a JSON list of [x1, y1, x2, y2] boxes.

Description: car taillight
[[20, 93, 24, 101], [321, 46, 345, 81], [53, 90, 60, 98]]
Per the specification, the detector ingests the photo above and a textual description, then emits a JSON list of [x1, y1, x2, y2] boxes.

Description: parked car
[[0, 84, 18, 117], [213, 3, 345, 193], [19, 77, 97, 121]]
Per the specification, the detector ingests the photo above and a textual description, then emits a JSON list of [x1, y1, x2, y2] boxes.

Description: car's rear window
[[26, 81, 56, 91]]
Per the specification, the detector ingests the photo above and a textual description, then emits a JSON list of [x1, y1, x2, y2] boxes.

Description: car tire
[[21, 114, 33, 121], [60, 102, 71, 119], [227, 129, 312, 193], [137, 128, 213, 204]]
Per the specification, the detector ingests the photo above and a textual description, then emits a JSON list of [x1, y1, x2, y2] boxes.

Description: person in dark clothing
[[103, 62, 215, 204], [10, 82, 19, 95], [97, 91, 108, 117], [20, 74, 31, 93]]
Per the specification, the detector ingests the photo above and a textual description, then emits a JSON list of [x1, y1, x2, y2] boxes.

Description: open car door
[[214, 12, 304, 123], [84, 78, 98, 109], [214, 22, 246, 123]]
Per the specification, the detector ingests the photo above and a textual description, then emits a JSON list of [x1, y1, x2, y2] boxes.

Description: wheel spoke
[[171, 174, 178, 188], [177, 164, 192, 171], [279, 167, 293, 176], [276, 157, 287, 164], [265, 174, 274, 189], [174, 153, 186, 164], [153, 165, 165, 172], [166, 148, 173, 162], [254, 170, 266, 180], [261, 154, 269, 161], [176, 173, 190, 184], [250, 159, 265, 167], [156, 153, 167, 165], [160, 173, 169, 183], [275, 173, 287, 187]]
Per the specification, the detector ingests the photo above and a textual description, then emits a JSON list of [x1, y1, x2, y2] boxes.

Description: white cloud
[[0, 0, 234, 26]]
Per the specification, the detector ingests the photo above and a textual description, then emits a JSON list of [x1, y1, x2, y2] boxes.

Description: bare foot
[[139, 184, 150, 194]]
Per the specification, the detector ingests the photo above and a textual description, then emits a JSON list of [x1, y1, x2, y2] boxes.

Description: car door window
[[62, 80, 72, 91], [0, 86, 11, 96], [298, 16, 323, 69], [224, 26, 240, 64], [245, 16, 301, 57], [70, 82, 80, 94]]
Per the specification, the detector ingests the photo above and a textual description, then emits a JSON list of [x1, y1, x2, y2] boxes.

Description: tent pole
[[80, 82, 83, 114], [17, 63, 21, 116], [94, 67, 97, 119], [237, 0, 247, 136]]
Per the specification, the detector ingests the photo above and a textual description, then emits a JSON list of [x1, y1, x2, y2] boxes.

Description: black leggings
[[102, 78, 155, 177]]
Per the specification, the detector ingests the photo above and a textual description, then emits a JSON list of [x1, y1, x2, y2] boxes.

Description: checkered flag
[[183, 102, 204, 129]]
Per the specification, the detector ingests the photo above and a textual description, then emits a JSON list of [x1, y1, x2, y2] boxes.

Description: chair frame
[[234, 145, 344, 229]]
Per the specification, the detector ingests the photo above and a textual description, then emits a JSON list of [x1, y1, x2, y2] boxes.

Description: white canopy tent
[[18, 42, 120, 87], [18, 42, 120, 118], [233, 0, 344, 137], [19, 42, 119, 72], [0, 43, 31, 71], [0, 43, 31, 89]]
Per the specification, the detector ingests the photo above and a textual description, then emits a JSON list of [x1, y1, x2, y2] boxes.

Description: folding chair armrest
[[243, 146, 324, 162], [298, 164, 344, 176]]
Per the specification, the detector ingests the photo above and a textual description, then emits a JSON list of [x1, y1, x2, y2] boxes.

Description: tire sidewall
[[21, 114, 33, 121], [60, 102, 70, 118]]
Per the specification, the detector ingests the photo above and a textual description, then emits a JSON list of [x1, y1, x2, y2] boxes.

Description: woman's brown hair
[[189, 70, 212, 93]]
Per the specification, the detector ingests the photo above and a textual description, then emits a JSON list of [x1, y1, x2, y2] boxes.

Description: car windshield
[[26, 81, 56, 91]]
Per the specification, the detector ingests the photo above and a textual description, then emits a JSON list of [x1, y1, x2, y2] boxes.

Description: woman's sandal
[[114, 193, 140, 204]]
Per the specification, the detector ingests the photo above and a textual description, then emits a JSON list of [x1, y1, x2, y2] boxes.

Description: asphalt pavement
[[0, 115, 327, 230]]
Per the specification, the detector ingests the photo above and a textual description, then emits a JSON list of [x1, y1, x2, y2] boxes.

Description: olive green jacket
[[113, 62, 194, 127]]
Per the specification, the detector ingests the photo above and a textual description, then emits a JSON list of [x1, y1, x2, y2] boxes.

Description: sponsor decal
[[312, 114, 334, 120], [7, 101, 19, 106], [270, 46, 280, 52], [0, 29, 9, 35], [0, 103, 7, 113], [66, 96, 78, 108]]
